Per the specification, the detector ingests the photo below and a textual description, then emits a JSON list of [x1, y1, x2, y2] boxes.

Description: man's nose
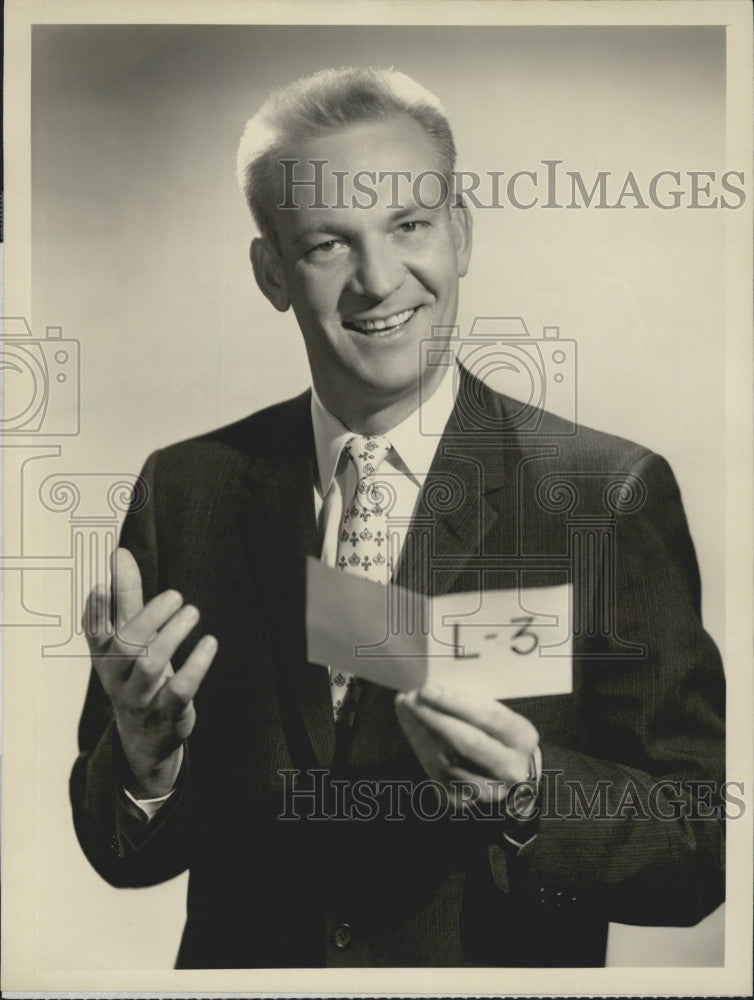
[[349, 238, 406, 301]]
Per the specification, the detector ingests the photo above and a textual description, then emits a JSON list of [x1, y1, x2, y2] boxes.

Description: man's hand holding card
[[307, 557, 570, 809]]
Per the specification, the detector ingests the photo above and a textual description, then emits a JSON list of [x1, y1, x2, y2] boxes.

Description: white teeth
[[349, 308, 415, 333]]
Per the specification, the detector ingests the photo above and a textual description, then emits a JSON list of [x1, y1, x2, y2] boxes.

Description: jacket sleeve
[[69, 450, 195, 887], [517, 450, 726, 925]]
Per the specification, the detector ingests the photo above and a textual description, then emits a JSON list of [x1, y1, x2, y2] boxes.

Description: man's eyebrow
[[388, 204, 437, 221]]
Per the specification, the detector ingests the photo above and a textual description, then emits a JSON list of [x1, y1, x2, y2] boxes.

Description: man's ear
[[450, 200, 473, 278], [250, 237, 290, 312]]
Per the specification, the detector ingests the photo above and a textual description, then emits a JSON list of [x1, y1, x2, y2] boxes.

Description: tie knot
[[344, 435, 392, 480]]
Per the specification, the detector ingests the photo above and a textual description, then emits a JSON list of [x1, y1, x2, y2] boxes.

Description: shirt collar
[[310, 361, 458, 498]]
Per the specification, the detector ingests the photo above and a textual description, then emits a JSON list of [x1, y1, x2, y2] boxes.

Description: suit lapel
[[238, 391, 336, 768], [394, 369, 516, 598], [351, 372, 523, 756]]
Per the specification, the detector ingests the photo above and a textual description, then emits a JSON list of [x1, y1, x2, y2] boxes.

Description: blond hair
[[236, 67, 456, 240]]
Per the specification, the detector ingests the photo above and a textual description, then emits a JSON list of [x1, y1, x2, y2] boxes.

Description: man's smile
[[343, 306, 419, 336]]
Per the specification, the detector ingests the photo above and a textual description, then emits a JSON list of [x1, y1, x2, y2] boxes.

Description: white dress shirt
[[311, 364, 458, 567]]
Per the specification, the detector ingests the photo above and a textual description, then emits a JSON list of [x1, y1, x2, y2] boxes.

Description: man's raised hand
[[83, 547, 217, 798]]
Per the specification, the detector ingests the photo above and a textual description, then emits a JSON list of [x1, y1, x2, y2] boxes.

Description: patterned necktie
[[330, 434, 394, 723]]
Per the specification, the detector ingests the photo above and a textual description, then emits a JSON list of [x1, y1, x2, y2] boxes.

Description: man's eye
[[397, 220, 429, 234], [307, 239, 348, 258]]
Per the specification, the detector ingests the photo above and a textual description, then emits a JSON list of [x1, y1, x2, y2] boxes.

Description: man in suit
[[71, 67, 725, 968]]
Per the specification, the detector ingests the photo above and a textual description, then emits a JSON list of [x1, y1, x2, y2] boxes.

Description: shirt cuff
[[123, 786, 176, 821]]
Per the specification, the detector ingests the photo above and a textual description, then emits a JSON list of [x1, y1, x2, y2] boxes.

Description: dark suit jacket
[[70, 370, 725, 968]]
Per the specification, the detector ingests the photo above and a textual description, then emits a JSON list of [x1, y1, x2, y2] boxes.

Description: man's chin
[[356, 373, 422, 401], [331, 364, 422, 409]]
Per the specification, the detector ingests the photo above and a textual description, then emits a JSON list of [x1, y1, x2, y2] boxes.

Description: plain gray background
[[26, 23, 727, 970]]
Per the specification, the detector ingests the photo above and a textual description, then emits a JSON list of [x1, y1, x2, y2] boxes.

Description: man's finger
[[127, 604, 201, 698], [395, 694, 445, 761], [115, 588, 184, 648], [83, 584, 112, 646], [112, 547, 145, 627], [400, 692, 528, 782], [84, 584, 138, 691], [395, 697, 496, 803], [160, 635, 218, 713], [416, 684, 539, 755]]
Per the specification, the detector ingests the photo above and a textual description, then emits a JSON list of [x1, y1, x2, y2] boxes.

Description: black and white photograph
[[2, 1, 752, 995]]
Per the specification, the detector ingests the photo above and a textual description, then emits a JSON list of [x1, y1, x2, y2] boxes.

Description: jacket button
[[333, 923, 353, 950]]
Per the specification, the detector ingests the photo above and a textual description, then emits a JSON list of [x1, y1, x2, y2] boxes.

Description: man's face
[[254, 115, 471, 424]]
